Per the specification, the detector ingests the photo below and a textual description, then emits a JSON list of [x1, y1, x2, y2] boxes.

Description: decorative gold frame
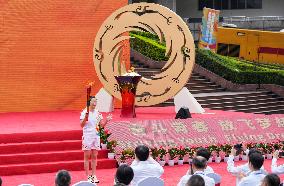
[[94, 3, 195, 106]]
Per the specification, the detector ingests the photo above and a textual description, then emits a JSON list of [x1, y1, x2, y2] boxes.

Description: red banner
[[108, 115, 284, 149]]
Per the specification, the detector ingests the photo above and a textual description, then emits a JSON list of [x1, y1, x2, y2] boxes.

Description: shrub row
[[130, 31, 284, 86], [130, 33, 168, 61], [196, 49, 284, 85]]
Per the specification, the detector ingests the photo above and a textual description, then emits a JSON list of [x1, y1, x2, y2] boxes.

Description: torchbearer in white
[[80, 83, 112, 184]]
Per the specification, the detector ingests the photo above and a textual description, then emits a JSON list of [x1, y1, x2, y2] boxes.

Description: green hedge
[[196, 49, 284, 85], [131, 31, 160, 41], [130, 33, 169, 61], [130, 31, 284, 86]]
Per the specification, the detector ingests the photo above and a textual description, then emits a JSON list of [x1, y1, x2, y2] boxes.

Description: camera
[[234, 144, 243, 156]]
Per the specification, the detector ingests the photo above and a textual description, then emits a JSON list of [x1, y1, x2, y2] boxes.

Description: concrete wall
[[176, 0, 284, 19]]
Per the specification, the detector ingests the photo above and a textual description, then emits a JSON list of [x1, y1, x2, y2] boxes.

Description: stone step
[[199, 97, 282, 106], [131, 57, 284, 115], [204, 101, 284, 109], [211, 104, 284, 112]]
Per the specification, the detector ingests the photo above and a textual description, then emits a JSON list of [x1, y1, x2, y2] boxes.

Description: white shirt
[[271, 158, 284, 174], [186, 165, 214, 175], [227, 155, 267, 185], [237, 170, 266, 186], [177, 171, 215, 186], [80, 108, 102, 134], [130, 157, 164, 186]]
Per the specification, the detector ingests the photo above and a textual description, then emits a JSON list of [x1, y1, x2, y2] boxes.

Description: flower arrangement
[[246, 142, 256, 150], [272, 141, 283, 151], [99, 127, 112, 144], [107, 140, 117, 153], [255, 143, 267, 154], [177, 146, 187, 160], [220, 144, 232, 157], [150, 147, 160, 160], [264, 143, 274, 154], [120, 148, 135, 162], [168, 147, 178, 160], [112, 141, 284, 165], [157, 146, 167, 161], [185, 147, 196, 158]]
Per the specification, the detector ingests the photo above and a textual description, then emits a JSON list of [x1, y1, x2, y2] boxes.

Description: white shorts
[[82, 133, 100, 151]]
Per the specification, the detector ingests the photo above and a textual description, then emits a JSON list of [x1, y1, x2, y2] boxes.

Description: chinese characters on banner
[[198, 7, 220, 52], [108, 115, 284, 150]]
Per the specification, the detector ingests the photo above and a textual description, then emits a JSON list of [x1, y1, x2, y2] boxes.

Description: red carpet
[[0, 107, 253, 135], [1, 159, 284, 186]]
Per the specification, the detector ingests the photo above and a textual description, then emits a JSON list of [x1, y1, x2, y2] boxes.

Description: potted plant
[[150, 147, 159, 161], [177, 146, 186, 165], [168, 147, 178, 166], [214, 145, 222, 163], [99, 126, 111, 150], [107, 140, 117, 159], [220, 144, 232, 162], [185, 147, 195, 163], [207, 145, 218, 163], [119, 148, 135, 165], [256, 143, 266, 159], [158, 146, 167, 166], [265, 143, 273, 159]]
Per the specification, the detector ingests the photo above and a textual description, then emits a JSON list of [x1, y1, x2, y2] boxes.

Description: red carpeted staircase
[[0, 130, 117, 176]]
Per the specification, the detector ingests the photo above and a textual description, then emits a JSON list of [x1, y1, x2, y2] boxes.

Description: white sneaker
[[93, 175, 100, 183], [87, 175, 94, 183]]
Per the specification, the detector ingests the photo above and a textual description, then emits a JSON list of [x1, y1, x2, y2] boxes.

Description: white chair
[[137, 177, 164, 186], [206, 173, 222, 185], [72, 181, 96, 186]]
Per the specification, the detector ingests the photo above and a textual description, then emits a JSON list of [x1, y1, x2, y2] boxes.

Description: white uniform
[[186, 165, 214, 175], [130, 157, 164, 186], [80, 108, 103, 150], [237, 170, 266, 186], [227, 155, 267, 185], [177, 171, 215, 186], [271, 158, 284, 174]]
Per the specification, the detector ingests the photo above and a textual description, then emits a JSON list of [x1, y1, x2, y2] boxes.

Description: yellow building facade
[[217, 27, 284, 65]]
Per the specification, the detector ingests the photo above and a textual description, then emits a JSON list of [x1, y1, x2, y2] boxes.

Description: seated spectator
[[114, 164, 134, 186], [227, 148, 267, 185], [55, 170, 71, 186], [178, 156, 215, 186], [238, 152, 266, 186], [186, 147, 214, 175], [261, 174, 281, 186], [271, 150, 284, 175], [186, 175, 205, 186], [130, 145, 164, 186]]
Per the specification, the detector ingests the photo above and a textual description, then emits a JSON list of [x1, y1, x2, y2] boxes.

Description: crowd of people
[[1, 144, 283, 186], [54, 145, 284, 186]]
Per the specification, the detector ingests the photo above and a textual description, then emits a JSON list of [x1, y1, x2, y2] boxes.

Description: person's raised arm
[[99, 114, 112, 128]]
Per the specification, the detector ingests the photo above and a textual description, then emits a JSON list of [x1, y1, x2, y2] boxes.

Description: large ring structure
[[94, 3, 195, 106]]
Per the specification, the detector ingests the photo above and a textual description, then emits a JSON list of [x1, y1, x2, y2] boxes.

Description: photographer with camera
[[238, 152, 266, 186], [227, 145, 267, 185]]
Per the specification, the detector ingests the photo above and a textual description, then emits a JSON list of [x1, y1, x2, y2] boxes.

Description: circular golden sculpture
[[93, 3, 195, 106]]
